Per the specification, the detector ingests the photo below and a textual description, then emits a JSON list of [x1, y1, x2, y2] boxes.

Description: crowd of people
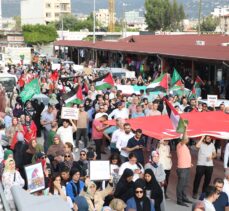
[[0, 58, 228, 211]]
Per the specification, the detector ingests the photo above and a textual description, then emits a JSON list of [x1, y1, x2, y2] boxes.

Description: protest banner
[[61, 107, 79, 120], [24, 162, 45, 193], [207, 95, 218, 106], [89, 160, 110, 181]]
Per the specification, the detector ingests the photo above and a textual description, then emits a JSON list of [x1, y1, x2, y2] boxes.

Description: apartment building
[[21, 0, 71, 25]]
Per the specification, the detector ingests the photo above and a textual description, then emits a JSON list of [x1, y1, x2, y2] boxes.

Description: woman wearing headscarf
[[0, 149, 13, 180], [80, 178, 113, 211], [144, 169, 163, 211], [114, 168, 135, 202], [126, 178, 155, 211], [2, 158, 25, 209], [24, 138, 43, 165], [22, 114, 37, 143], [47, 134, 65, 172], [6, 117, 24, 147], [13, 103, 23, 118]]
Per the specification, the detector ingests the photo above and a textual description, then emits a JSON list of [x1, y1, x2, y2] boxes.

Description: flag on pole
[[147, 73, 169, 92], [194, 76, 204, 88], [62, 85, 83, 106], [163, 97, 188, 133], [19, 78, 40, 103], [188, 86, 197, 99], [94, 73, 115, 90], [171, 68, 182, 86]]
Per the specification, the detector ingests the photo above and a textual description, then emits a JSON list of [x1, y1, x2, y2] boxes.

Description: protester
[[114, 168, 134, 202], [56, 119, 77, 147], [119, 152, 144, 182], [203, 186, 220, 211], [158, 140, 172, 199], [40, 104, 55, 152], [2, 158, 25, 209], [193, 135, 216, 199], [80, 178, 113, 211], [75, 104, 89, 150], [176, 130, 193, 207], [144, 168, 163, 211], [92, 115, 109, 160], [126, 129, 145, 165], [126, 178, 155, 211], [200, 178, 228, 211], [116, 123, 134, 162], [49, 173, 75, 210], [66, 168, 85, 202]]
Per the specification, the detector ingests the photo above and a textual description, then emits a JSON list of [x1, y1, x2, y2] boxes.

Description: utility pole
[[198, 0, 202, 35], [93, 0, 96, 44]]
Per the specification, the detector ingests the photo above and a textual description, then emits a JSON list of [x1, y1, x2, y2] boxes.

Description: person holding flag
[[163, 97, 192, 207]]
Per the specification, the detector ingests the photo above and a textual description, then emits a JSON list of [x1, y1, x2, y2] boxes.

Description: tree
[[22, 24, 58, 45], [145, 0, 186, 31], [200, 16, 219, 32]]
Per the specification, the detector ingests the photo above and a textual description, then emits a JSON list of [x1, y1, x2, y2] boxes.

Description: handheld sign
[[24, 162, 45, 193], [89, 160, 110, 181], [61, 107, 79, 120], [207, 95, 218, 106]]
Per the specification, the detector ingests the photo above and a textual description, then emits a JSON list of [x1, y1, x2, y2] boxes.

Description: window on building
[[46, 3, 51, 8], [46, 13, 51, 18], [55, 4, 60, 8], [55, 13, 60, 17]]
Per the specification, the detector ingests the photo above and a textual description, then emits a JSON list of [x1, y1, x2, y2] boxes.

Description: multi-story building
[[21, 0, 71, 25], [95, 9, 110, 28], [211, 6, 229, 17], [219, 14, 229, 34], [124, 10, 146, 30]]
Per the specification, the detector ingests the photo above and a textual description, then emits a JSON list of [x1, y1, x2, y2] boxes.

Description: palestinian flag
[[62, 85, 83, 106], [94, 73, 114, 90], [188, 87, 197, 100], [170, 80, 184, 91], [164, 97, 188, 134], [171, 68, 182, 86], [194, 76, 204, 88], [147, 73, 169, 92]]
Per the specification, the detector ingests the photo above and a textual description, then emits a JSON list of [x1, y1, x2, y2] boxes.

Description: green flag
[[171, 68, 182, 86], [19, 78, 40, 103]]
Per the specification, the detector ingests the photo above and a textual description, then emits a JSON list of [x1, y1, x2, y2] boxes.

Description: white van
[[0, 73, 17, 93]]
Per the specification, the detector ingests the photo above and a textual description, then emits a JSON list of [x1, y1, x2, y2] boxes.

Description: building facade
[[211, 6, 229, 17], [95, 9, 111, 28], [21, 0, 71, 25], [220, 14, 229, 34]]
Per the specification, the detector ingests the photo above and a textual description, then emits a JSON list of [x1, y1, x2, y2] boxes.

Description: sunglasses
[[80, 153, 86, 156], [135, 190, 143, 194], [64, 155, 71, 158]]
